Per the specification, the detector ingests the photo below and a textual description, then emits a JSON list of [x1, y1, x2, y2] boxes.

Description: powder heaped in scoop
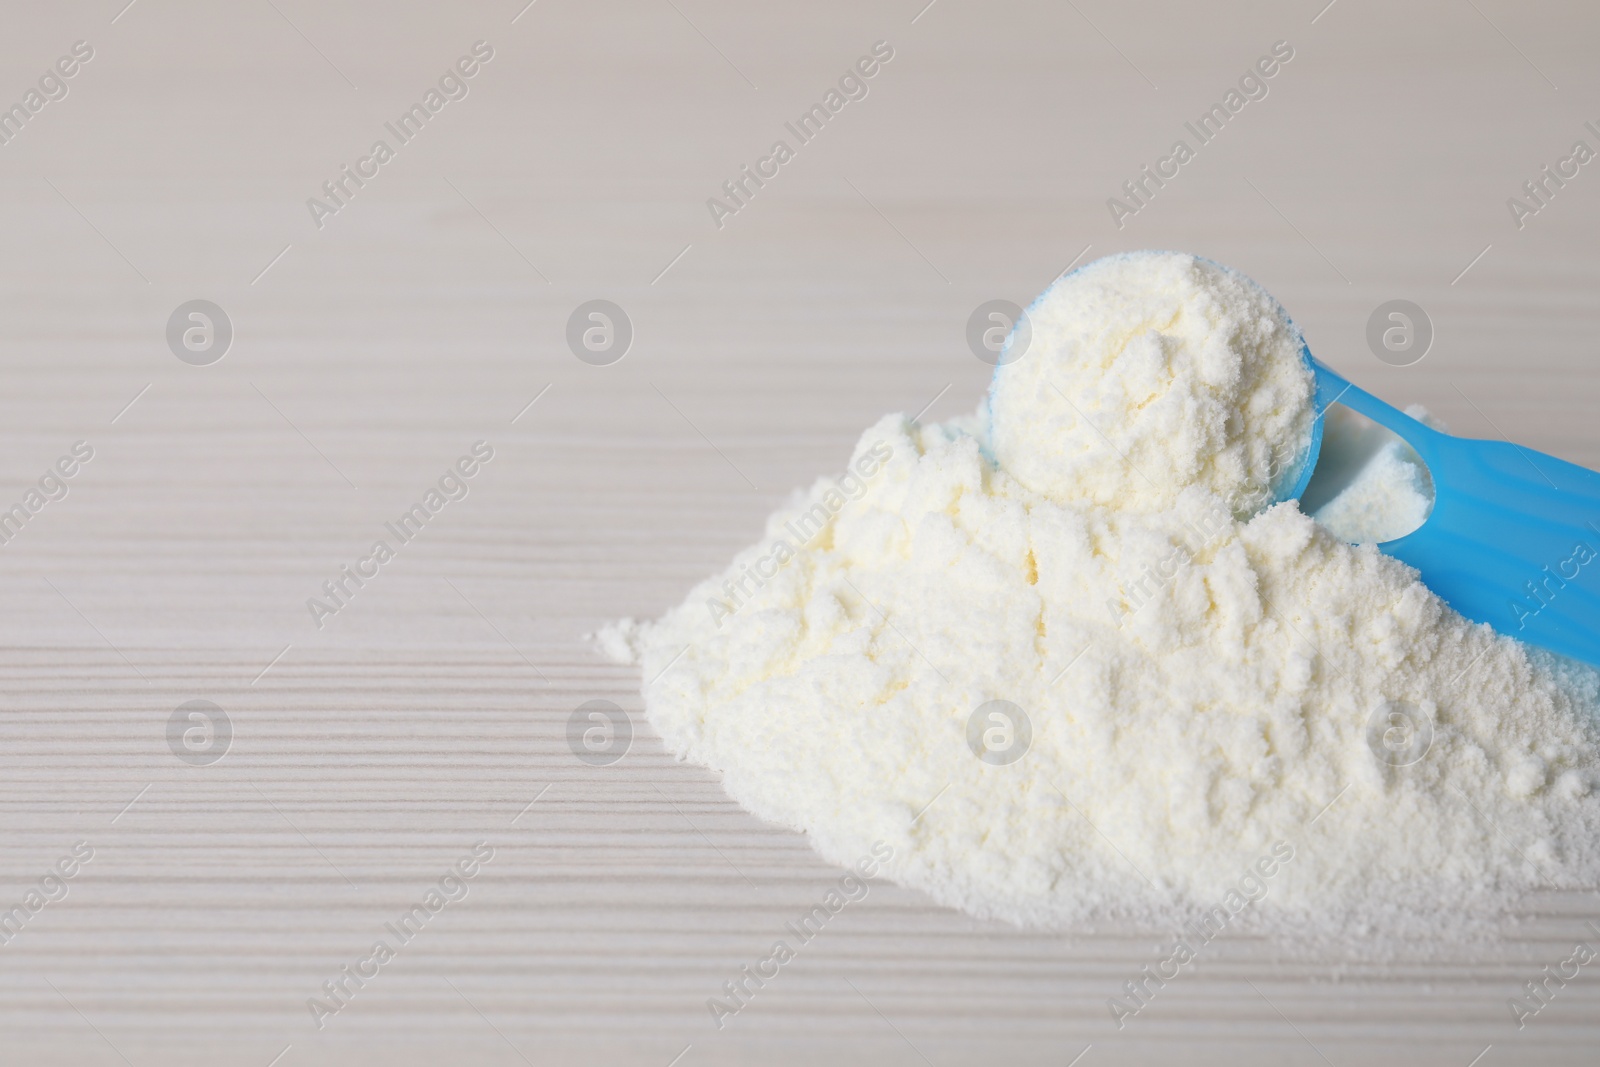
[[987, 251, 1314, 518]]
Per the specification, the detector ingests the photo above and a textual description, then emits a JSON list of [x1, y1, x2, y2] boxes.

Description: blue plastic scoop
[[1285, 357, 1600, 668]]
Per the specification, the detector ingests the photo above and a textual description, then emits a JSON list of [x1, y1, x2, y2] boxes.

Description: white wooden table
[[2, 1, 1599, 1063]]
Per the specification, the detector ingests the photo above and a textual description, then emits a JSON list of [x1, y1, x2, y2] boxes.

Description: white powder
[[988, 252, 1315, 518], [605, 252, 1600, 938]]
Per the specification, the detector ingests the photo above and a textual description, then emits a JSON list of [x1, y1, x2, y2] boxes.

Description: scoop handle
[[1312, 360, 1600, 667]]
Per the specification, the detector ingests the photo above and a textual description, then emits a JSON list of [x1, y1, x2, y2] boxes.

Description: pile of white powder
[[603, 251, 1600, 939]]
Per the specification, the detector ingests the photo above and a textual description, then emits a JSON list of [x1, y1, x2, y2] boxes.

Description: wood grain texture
[[2, 0, 1600, 1063]]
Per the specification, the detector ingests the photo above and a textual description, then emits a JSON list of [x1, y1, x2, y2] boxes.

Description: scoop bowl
[[1283, 357, 1600, 668]]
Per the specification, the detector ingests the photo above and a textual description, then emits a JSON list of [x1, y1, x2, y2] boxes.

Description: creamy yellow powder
[[604, 252, 1600, 938]]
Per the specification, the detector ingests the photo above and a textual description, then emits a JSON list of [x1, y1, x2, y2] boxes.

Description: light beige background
[[1, 0, 1598, 1063]]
